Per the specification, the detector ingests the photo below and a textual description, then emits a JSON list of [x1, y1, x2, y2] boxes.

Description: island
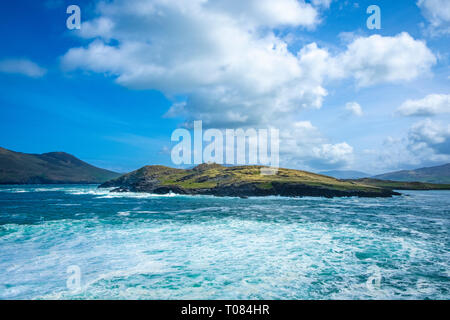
[[99, 163, 402, 198]]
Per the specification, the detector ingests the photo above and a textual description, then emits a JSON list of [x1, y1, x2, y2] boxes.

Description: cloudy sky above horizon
[[0, 0, 449, 174]]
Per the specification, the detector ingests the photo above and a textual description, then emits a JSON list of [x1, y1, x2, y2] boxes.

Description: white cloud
[[371, 119, 450, 172], [336, 33, 436, 86], [62, 0, 328, 129], [60, 0, 437, 169], [408, 118, 450, 154], [311, 143, 354, 167], [280, 121, 354, 170], [397, 94, 450, 116], [206, 0, 319, 28], [345, 102, 363, 116], [417, 0, 450, 35], [0, 58, 46, 78]]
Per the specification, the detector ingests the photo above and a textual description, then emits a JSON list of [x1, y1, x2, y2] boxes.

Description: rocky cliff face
[[100, 164, 399, 198]]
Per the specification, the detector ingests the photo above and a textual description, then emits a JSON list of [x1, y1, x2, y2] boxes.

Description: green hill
[[0, 147, 120, 184], [100, 163, 399, 198], [373, 163, 450, 184], [319, 170, 370, 179], [347, 178, 450, 190]]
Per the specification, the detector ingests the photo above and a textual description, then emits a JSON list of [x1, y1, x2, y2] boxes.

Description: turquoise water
[[0, 185, 448, 300]]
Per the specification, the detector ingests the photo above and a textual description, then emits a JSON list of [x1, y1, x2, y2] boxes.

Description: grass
[[351, 178, 450, 190], [140, 164, 389, 193]]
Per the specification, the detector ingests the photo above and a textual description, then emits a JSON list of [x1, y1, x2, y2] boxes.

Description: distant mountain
[[347, 178, 450, 191], [319, 170, 370, 179], [0, 147, 121, 184], [373, 163, 450, 184]]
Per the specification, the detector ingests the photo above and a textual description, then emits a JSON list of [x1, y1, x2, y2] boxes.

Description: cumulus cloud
[[0, 58, 46, 78], [408, 118, 450, 154], [335, 33, 436, 86], [397, 94, 450, 116], [62, 2, 435, 126], [280, 121, 354, 170], [60, 0, 437, 169], [311, 143, 354, 168], [417, 0, 450, 35], [372, 119, 450, 171], [62, 0, 329, 129], [345, 102, 363, 116], [205, 0, 319, 28]]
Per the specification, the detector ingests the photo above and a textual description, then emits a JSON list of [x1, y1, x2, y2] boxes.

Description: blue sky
[[0, 0, 449, 174]]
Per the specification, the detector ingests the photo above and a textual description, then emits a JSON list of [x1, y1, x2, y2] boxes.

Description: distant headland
[[2, 146, 449, 198], [0, 147, 120, 184], [99, 163, 402, 198]]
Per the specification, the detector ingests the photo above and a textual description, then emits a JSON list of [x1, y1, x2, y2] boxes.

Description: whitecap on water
[[0, 189, 29, 193]]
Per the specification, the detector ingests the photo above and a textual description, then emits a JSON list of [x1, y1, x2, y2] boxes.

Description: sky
[[0, 0, 449, 174]]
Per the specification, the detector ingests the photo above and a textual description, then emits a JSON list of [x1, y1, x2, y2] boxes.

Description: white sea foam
[[61, 187, 183, 199], [0, 188, 449, 300], [133, 211, 159, 214], [96, 192, 179, 199], [0, 189, 30, 193]]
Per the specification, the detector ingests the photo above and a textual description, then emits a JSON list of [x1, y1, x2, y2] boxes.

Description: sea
[[0, 185, 448, 300]]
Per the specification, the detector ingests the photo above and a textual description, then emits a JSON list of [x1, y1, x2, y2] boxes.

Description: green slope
[[100, 163, 399, 198], [373, 163, 450, 184], [348, 178, 450, 190], [319, 170, 371, 179], [0, 147, 121, 184]]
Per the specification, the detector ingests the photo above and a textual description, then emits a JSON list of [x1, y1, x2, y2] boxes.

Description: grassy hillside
[[100, 163, 399, 198], [103, 164, 384, 191], [319, 170, 370, 179], [348, 178, 450, 190], [373, 163, 450, 184], [0, 147, 121, 184]]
